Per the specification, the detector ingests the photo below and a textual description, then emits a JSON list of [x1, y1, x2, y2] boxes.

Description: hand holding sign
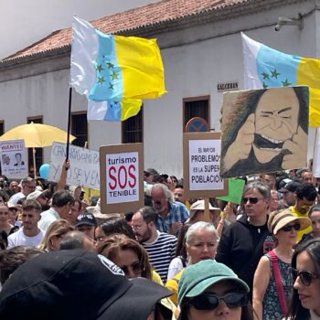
[[282, 126, 308, 169]]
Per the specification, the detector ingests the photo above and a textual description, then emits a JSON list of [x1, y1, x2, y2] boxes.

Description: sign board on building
[[100, 143, 144, 214], [217, 82, 238, 92], [183, 132, 227, 198], [48, 142, 100, 189], [0, 140, 28, 179]]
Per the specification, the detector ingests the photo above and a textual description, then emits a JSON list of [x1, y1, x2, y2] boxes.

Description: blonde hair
[[38, 219, 74, 251]]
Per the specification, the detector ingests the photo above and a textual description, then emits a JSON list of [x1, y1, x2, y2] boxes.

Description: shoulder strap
[[268, 250, 288, 316]]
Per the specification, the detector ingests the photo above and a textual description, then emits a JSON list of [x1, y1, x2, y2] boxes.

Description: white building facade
[[0, 0, 318, 178]]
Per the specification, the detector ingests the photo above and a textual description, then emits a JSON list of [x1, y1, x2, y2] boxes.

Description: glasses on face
[[281, 223, 300, 232], [243, 197, 262, 204], [120, 261, 142, 276], [190, 292, 248, 311], [291, 268, 320, 286]]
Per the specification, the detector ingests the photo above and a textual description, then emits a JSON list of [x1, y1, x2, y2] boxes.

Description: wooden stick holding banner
[[203, 197, 211, 223], [66, 87, 72, 163]]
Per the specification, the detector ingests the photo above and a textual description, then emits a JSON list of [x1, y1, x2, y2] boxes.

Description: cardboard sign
[[48, 143, 100, 189], [220, 87, 309, 177], [313, 128, 320, 177], [216, 178, 246, 205], [183, 132, 227, 199], [100, 143, 143, 214], [0, 140, 28, 179]]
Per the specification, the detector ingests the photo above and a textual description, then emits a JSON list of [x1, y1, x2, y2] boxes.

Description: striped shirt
[[142, 231, 177, 282]]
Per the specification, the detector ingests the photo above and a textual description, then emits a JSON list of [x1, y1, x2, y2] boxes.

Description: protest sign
[[313, 128, 320, 177], [183, 132, 227, 199], [216, 178, 246, 204], [48, 143, 99, 189], [220, 87, 309, 177], [0, 140, 28, 179], [100, 143, 143, 214]]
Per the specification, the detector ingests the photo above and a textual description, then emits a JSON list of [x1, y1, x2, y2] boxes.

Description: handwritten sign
[[183, 132, 227, 198], [0, 140, 28, 179], [48, 143, 100, 189], [100, 144, 144, 214]]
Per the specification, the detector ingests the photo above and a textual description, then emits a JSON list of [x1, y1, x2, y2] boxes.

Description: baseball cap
[[178, 259, 249, 306], [267, 209, 311, 235], [0, 250, 172, 320], [75, 212, 98, 228], [279, 181, 301, 193]]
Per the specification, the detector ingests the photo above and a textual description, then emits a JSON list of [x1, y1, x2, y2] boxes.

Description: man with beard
[[132, 206, 177, 282], [150, 183, 189, 235], [7, 200, 44, 248], [221, 87, 308, 177]]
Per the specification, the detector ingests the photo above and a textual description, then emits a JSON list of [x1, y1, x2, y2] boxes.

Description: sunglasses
[[281, 223, 300, 232], [243, 197, 262, 204], [120, 261, 142, 276], [291, 268, 320, 286], [190, 292, 248, 310]]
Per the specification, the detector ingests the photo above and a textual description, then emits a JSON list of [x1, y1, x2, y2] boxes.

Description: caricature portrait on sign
[[220, 86, 309, 177]]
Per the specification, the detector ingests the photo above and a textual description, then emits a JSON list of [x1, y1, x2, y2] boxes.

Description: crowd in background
[[0, 165, 320, 319]]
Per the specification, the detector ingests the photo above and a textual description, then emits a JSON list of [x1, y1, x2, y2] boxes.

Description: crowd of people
[[0, 165, 320, 319]]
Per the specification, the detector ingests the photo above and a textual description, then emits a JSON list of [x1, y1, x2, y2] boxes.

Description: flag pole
[[66, 87, 72, 162]]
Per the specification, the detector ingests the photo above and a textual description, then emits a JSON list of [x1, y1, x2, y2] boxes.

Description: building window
[[71, 113, 88, 147], [183, 96, 210, 131], [27, 117, 43, 176], [122, 107, 143, 143]]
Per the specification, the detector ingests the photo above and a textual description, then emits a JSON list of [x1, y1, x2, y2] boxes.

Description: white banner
[[48, 142, 100, 189], [0, 140, 28, 179]]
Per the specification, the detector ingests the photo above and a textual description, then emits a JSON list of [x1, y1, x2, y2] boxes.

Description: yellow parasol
[[0, 123, 76, 177]]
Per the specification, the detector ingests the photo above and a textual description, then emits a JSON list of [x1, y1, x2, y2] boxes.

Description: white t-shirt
[[167, 256, 185, 280], [7, 227, 44, 248]]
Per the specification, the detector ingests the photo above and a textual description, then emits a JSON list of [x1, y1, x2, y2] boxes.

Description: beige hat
[[26, 189, 46, 201], [268, 209, 311, 235], [85, 206, 121, 223], [188, 200, 220, 221]]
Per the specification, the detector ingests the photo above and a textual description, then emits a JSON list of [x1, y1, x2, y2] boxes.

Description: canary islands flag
[[241, 32, 320, 127], [70, 16, 166, 121]]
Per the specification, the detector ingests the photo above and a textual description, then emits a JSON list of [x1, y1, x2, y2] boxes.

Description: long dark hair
[[221, 87, 308, 159], [286, 239, 320, 319]]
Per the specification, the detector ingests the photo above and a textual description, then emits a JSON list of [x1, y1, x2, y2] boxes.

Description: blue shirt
[[156, 201, 189, 233]]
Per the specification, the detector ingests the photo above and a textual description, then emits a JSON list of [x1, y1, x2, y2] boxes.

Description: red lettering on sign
[[118, 165, 127, 189], [108, 166, 117, 190], [128, 164, 136, 188]]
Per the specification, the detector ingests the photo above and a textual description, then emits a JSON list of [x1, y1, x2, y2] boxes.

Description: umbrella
[[0, 123, 76, 177]]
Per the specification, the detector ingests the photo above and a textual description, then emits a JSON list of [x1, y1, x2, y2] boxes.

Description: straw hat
[[268, 209, 311, 235]]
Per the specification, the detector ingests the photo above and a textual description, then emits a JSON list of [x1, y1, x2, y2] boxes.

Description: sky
[[0, 0, 157, 59]]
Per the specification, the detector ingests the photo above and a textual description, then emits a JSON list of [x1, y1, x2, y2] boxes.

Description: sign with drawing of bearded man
[[220, 86, 309, 178]]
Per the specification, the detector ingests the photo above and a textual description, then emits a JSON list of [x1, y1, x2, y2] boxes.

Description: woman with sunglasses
[[178, 259, 253, 320], [97, 234, 178, 319], [253, 209, 310, 320], [285, 239, 320, 319]]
